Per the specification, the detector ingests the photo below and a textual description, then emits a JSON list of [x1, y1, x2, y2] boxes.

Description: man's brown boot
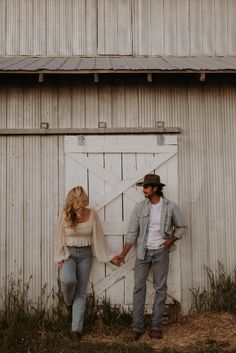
[[132, 331, 143, 342], [148, 329, 163, 339], [70, 331, 82, 342]]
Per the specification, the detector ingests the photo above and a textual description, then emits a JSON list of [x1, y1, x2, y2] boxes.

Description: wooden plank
[[0, 137, 7, 289], [23, 137, 41, 302], [23, 86, 40, 128], [6, 137, 24, 280], [66, 154, 118, 185], [65, 134, 177, 151], [101, 221, 128, 235], [72, 0, 86, 55], [33, 0, 47, 55], [72, 85, 86, 128], [0, 128, 181, 136], [0, 86, 7, 128], [117, 0, 132, 54], [105, 153, 124, 304], [85, 86, 98, 128], [46, 0, 60, 55], [98, 85, 112, 128], [150, 0, 164, 55], [202, 0, 215, 55], [58, 0, 72, 56], [93, 255, 135, 295], [7, 86, 24, 128], [85, 0, 97, 55], [112, 85, 126, 128], [65, 154, 87, 193], [41, 84, 59, 128], [228, 0, 236, 55], [163, 0, 177, 55], [189, 0, 203, 55], [215, 0, 228, 55], [125, 86, 139, 127], [94, 153, 177, 211], [19, 0, 33, 54], [0, 0, 6, 55], [97, 0, 105, 54], [122, 153, 139, 305], [104, 0, 118, 54], [67, 153, 142, 203], [138, 85, 156, 127], [87, 154, 106, 289], [176, 0, 189, 55], [137, 0, 150, 55], [58, 136, 65, 211], [6, 0, 20, 55], [66, 143, 177, 154], [71, 85, 86, 128], [58, 86, 72, 128], [41, 137, 58, 299]]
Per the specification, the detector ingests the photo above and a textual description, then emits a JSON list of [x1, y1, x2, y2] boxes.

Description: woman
[[54, 186, 117, 341]]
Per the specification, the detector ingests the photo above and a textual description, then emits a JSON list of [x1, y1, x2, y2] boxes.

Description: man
[[114, 174, 186, 341]]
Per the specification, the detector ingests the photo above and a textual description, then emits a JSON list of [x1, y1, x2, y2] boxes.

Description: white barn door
[[64, 135, 180, 308]]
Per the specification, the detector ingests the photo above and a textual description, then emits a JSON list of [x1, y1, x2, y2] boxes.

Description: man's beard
[[144, 193, 152, 199]]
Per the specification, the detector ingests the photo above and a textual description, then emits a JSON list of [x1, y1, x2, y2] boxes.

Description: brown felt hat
[[136, 174, 166, 187]]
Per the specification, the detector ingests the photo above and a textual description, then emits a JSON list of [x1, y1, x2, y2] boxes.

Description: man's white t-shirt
[[146, 198, 163, 250]]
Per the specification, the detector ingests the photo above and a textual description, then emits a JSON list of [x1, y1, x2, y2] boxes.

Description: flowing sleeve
[[54, 211, 70, 263], [91, 209, 116, 263]]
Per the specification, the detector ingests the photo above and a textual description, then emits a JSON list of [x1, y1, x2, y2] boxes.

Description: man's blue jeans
[[59, 246, 93, 332], [132, 248, 169, 333]]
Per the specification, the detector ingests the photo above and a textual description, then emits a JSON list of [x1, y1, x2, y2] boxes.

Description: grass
[[190, 262, 236, 314], [0, 276, 138, 353], [2, 265, 236, 353]]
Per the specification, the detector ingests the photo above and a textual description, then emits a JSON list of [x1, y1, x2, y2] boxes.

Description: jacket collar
[[141, 197, 169, 215]]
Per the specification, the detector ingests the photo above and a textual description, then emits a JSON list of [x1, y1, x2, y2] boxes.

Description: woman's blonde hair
[[63, 186, 88, 227]]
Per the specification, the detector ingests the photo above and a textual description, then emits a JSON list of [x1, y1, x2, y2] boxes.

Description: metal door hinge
[[78, 135, 85, 145]]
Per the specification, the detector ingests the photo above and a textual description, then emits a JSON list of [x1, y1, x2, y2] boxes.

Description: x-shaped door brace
[[67, 151, 177, 210]]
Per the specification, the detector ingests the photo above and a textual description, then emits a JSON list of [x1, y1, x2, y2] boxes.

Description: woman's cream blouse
[[54, 209, 115, 263]]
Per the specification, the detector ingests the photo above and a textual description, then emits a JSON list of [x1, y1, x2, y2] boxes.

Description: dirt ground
[[85, 313, 236, 352]]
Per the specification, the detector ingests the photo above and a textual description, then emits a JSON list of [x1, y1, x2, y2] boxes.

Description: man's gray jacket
[[125, 197, 186, 260]]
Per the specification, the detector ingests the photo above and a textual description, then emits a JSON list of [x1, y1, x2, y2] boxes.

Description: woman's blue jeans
[[59, 246, 93, 332]]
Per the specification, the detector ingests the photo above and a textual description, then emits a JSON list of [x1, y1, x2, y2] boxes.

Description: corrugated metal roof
[[1, 56, 236, 73]]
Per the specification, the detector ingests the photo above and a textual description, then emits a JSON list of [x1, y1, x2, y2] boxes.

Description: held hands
[[111, 254, 125, 266]]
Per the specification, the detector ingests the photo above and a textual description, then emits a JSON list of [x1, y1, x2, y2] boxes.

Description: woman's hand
[[58, 260, 64, 270], [111, 255, 125, 266]]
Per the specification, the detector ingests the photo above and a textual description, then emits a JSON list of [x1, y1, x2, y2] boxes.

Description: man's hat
[[136, 174, 165, 187]]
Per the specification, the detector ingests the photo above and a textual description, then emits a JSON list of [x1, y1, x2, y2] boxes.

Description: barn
[[1, 0, 236, 314]]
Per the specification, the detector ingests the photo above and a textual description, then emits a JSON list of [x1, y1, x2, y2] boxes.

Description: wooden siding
[[0, 81, 236, 311], [0, 0, 236, 56]]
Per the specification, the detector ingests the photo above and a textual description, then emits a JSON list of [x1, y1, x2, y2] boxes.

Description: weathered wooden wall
[[0, 78, 236, 311], [0, 0, 236, 56]]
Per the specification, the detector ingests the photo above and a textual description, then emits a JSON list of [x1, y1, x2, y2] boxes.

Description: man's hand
[[111, 255, 125, 266], [111, 243, 133, 266], [160, 236, 177, 249]]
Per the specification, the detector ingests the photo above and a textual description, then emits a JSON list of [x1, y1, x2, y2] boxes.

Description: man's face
[[143, 185, 156, 198]]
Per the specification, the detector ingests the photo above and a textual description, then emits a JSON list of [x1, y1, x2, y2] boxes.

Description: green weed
[[190, 262, 236, 314]]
